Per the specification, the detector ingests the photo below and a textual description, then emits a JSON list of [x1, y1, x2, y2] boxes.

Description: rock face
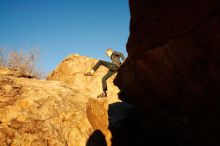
[[115, 0, 220, 145], [0, 54, 120, 146], [47, 54, 119, 100]]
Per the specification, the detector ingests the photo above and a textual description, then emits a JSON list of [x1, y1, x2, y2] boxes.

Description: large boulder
[[47, 54, 119, 100], [115, 0, 220, 145], [0, 55, 119, 146]]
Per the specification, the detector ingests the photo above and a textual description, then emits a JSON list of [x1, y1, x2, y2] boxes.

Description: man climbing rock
[[84, 48, 125, 98]]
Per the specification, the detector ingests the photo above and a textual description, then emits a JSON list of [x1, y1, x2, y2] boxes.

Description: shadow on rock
[[108, 101, 136, 146], [108, 101, 200, 146], [86, 129, 107, 146]]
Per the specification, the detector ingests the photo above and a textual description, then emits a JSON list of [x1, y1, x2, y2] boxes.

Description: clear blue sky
[[0, 0, 130, 73]]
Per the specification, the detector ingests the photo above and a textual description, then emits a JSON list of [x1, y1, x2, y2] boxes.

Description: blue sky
[[0, 0, 130, 73]]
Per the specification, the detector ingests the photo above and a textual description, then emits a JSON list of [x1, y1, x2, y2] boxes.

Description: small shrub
[[0, 48, 44, 79], [0, 48, 7, 67]]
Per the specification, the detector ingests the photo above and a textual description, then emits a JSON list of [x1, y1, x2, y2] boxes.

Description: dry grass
[[0, 48, 6, 67], [0, 48, 44, 79]]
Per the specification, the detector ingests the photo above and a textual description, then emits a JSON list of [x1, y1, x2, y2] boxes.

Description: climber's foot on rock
[[97, 92, 107, 98], [84, 72, 94, 76]]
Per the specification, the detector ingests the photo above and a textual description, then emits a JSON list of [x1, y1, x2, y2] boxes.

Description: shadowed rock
[[86, 130, 107, 146], [114, 0, 220, 145]]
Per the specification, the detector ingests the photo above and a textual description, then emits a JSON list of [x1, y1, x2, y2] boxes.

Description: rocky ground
[[0, 54, 129, 146]]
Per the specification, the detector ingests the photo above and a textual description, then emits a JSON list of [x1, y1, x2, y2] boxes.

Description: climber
[[84, 48, 126, 98]]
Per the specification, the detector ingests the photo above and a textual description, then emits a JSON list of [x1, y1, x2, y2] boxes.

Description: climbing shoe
[[84, 72, 94, 76], [97, 92, 107, 98]]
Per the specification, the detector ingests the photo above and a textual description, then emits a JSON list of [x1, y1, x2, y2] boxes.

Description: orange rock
[[0, 53, 121, 146]]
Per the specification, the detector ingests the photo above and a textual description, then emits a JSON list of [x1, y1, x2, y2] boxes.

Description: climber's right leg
[[85, 60, 116, 76], [92, 60, 116, 71]]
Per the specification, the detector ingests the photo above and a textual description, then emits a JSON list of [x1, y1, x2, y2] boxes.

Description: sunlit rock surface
[[0, 53, 121, 146], [47, 54, 120, 102]]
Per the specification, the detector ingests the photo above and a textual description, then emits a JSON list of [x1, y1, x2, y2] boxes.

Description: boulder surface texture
[[0, 54, 120, 146]]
